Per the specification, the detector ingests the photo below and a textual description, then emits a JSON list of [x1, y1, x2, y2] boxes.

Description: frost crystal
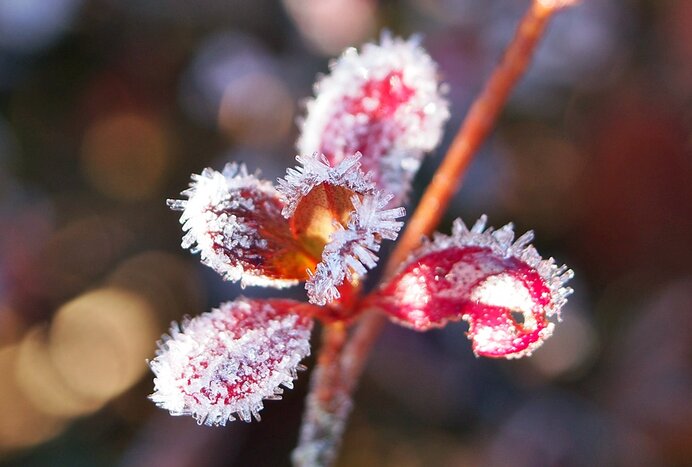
[[306, 192, 405, 306], [277, 152, 376, 218], [297, 34, 449, 205], [437, 216, 573, 319], [150, 298, 314, 426], [168, 164, 305, 288], [374, 216, 574, 358]]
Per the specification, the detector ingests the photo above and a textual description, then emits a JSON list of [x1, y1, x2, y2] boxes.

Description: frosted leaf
[[297, 33, 450, 205], [169, 164, 316, 287], [306, 191, 405, 306], [150, 298, 314, 426], [276, 152, 376, 219], [374, 216, 573, 359]]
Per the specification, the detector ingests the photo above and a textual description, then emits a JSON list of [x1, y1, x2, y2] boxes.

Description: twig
[[292, 323, 350, 467], [293, 1, 576, 465], [386, 0, 577, 275]]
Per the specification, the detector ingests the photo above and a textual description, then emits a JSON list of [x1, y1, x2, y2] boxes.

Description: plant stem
[[386, 0, 574, 275], [293, 1, 575, 465], [292, 323, 350, 467]]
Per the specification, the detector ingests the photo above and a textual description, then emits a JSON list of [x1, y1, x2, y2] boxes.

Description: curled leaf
[[306, 192, 405, 306], [373, 216, 573, 358], [278, 153, 405, 306], [277, 152, 376, 220]]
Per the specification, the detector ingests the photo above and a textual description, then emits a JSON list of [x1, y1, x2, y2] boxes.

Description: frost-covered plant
[[150, 2, 576, 465]]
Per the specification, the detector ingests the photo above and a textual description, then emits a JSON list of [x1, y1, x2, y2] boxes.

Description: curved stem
[[293, 2, 575, 465]]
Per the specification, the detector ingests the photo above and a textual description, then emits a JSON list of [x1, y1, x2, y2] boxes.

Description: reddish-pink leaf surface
[[169, 164, 317, 287], [150, 298, 316, 425], [372, 217, 573, 359], [298, 35, 449, 204]]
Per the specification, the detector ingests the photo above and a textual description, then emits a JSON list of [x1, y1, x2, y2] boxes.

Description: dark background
[[0, 0, 690, 466]]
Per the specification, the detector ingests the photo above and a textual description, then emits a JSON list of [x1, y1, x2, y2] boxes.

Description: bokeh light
[[0, 346, 66, 453], [179, 32, 294, 147], [16, 325, 105, 418], [49, 288, 159, 401], [0, 0, 83, 53], [282, 0, 376, 55], [105, 251, 205, 324], [217, 71, 294, 147], [529, 306, 597, 379], [81, 113, 171, 201]]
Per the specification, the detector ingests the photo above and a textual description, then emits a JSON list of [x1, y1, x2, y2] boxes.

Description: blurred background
[[0, 0, 690, 466]]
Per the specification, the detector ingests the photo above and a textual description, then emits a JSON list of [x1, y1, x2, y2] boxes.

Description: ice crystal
[[276, 152, 405, 305], [306, 192, 405, 306], [277, 152, 376, 218], [150, 298, 314, 426], [441, 216, 573, 318], [297, 33, 449, 205], [374, 216, 573, 358], [157, 28, 576, 445], [168, 164, 311, 288]]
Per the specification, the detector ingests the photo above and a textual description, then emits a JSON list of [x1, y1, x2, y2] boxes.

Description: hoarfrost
[[276, 152, 376, 218], [376, 216, 573, 358], [297, 33, 449, 205], [168, 163, 298, 288], [150, 298, 313, 426], [409, 215, 574, 319], [306, 191, 405, 306]]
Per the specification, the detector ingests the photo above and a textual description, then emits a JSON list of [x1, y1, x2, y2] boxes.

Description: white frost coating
[[404, 215, 574, 319], [436, 254, 507, 302], [297, 33, 450, 204], [150, 298, 313, 426], [471, 321, 555, 359], [168, 163, 297, 289], [306, 192, 406, 305], [276, 152, 376, 218], [394, 269, 430, 310], [471, 273, 538, 331]]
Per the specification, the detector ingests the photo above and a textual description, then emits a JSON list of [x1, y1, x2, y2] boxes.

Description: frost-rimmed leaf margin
[[410, 215, 575, 320], [306, 192, 406, 305], [168, 163, 299, 289], [373, 215, 574, 358], [149, 297, 314, 426], [277, 153, 406, 306], [276, 152, 376, 219]]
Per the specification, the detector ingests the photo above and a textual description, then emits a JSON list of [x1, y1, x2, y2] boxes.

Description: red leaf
[[150, 298, 316, 425], [169, 164, 317, 287], [373, 216, 573, 359], [298, 35, 449, 204]]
